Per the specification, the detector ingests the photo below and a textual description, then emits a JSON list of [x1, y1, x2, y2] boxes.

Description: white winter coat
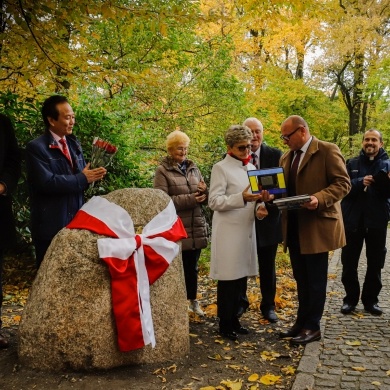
[[209, 154, 258, 280]]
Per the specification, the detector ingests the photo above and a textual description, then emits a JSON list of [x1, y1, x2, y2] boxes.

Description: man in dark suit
[[26, 95, 107, 268], [278, 115, 350, 345], [0, 114, 21, 348], [243, 117, 282, 323]]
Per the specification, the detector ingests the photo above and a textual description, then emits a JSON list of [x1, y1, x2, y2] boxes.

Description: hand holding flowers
[[86, 137, 118, 188], [90, 137, 118, 169]]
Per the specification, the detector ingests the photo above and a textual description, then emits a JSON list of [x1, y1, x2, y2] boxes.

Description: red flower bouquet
[[90, 137, 118, 169]]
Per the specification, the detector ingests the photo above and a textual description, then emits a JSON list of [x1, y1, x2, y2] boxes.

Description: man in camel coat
[[278, 115, 350, 345]]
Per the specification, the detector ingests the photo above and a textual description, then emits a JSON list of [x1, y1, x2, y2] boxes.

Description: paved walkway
[[292, 229, 390, 390]]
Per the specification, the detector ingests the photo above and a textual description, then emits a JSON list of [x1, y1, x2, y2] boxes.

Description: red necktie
[[288, 150, 302, 196], [251, 153, 259, 169], [59, 138, 73, 167]]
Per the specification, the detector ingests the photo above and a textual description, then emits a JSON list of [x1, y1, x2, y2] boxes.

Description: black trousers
[[258, 243, 278, 312], [217, 277, 246, 332], [288, 232, 328, 332], [341, 227, 387, 307], [238, 277, 249, 314], [33, 238, 52, 269], [182, 249, 201, 300], [287, 211, 329, 331]]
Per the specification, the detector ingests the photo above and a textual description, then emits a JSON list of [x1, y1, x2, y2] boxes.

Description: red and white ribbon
[[67, 196, 187, 351]]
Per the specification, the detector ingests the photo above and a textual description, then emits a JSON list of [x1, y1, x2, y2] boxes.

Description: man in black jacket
[[340, 129, 390, 316], [243, 117, 282, 323], [0, 114, 21, 348]]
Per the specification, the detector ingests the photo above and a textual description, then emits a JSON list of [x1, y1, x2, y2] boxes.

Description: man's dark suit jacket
[[26, 132, 88, 241], [255, 143, 283, 247]]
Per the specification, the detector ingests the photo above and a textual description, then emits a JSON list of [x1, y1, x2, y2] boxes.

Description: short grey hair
[[242, 117, 263, 132], [224, 125, 253, 147]]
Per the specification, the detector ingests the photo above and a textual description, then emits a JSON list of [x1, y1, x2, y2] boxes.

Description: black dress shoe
[[364, 304, 383, 316], [290, 329, 321, 345], [0, 332, 9, 349], [237, 303, 249, 318], [340, 303, 356, 314], [279, 324, 302, 339], [219, 330, 238, 341], [262, 309, 278, 323], [234, 326, 249, 335]]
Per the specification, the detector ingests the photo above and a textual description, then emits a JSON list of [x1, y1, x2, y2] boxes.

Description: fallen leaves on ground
[[186, 248, 302, 390], [260, 350, 281, 361], [1, 247, 304, 390], [259, 373, 282, 385], [220, 379, 243, 389]]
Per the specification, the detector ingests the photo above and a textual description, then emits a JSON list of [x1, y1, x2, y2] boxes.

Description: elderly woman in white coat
[[209, 125, 272, 341]]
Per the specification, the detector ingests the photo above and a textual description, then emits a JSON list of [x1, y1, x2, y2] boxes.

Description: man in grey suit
[[243, 117, 282, 323]]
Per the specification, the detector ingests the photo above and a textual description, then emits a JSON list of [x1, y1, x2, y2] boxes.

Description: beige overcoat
[[209, 155, 258, 280], [279, 137, 351, 254]]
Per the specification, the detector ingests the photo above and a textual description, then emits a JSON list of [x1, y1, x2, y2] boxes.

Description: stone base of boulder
[[18, 188, 189, 371]]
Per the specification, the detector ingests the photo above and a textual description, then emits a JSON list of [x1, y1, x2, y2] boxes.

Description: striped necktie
[[59, 138, 73, 167], [251, 153, 258, 169]]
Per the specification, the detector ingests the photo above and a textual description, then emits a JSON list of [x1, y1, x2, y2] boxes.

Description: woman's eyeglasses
[[236, 144, 252, 152], [280, 126, 302, 141]]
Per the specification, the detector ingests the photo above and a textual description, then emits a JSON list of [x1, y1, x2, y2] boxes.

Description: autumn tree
[[1, 0, 247, 145], [1, 0, 248, 213], [196, 0, 349, 146], [310, 0, 390, 139]]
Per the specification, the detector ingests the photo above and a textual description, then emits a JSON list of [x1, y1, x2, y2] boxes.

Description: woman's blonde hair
[[166, 130, 190, 151]]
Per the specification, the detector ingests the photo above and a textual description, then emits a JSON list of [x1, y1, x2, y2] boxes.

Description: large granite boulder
[[18, 188, 189, 371]]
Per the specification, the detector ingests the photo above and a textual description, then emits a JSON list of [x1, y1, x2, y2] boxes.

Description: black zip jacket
[[341, 148, 390, 230]]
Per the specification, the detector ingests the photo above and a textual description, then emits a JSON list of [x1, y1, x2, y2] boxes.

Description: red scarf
[[227, 152, 251, 166]]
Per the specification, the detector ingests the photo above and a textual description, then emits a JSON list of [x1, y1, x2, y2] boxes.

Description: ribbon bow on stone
[[67, 196, 187, 352]]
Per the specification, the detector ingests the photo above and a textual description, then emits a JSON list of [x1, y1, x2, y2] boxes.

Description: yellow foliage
[[346, 340, 362, 346], [220, 379, 243, 390], [227, 365, 241, 371], [208, 354, 223, 361], [260, 351, 280, 361], [248, 373, 259, 382], [281, 365, 295, 375], [259, 374, 281, 385], [352, 367, 366, 372], [205, 303, 218, 316]]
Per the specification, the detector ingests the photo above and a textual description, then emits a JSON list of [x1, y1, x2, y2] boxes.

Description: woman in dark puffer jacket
[[154, 130, 208, 316]]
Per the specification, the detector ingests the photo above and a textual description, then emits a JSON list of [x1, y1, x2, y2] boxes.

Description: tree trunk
[[350, 53, 364, 136], [295, 51, 304, 79]]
